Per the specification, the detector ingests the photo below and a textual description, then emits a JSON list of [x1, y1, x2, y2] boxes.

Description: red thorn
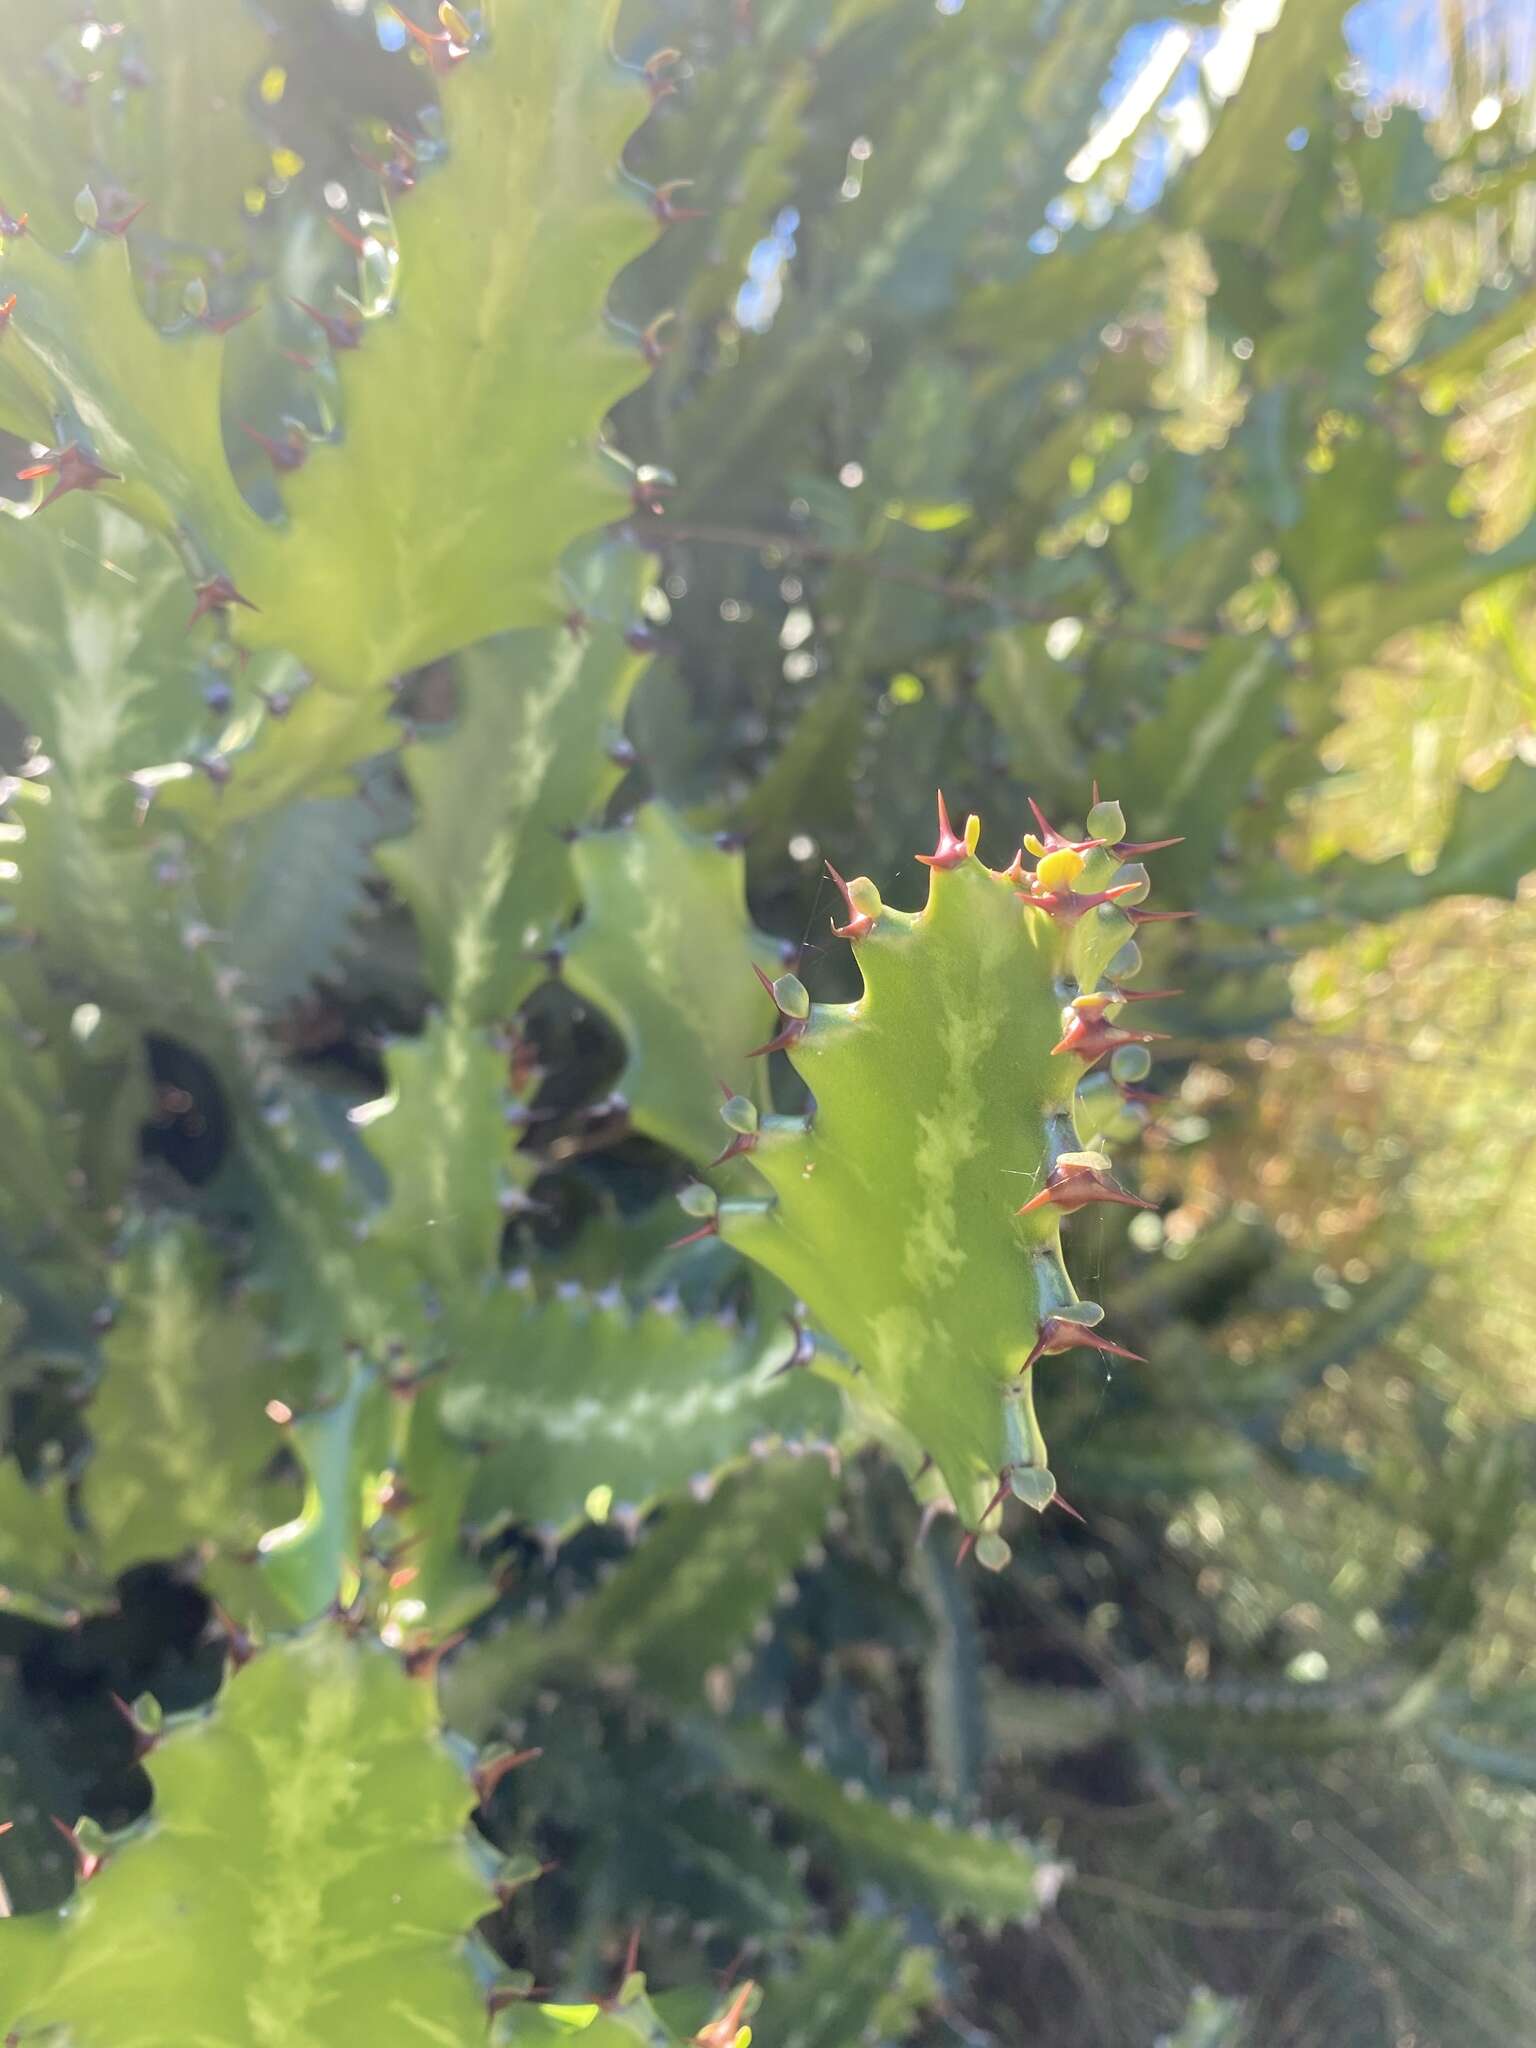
[[1115, 835, 1184, 856], [355, 130, 420, 192], [0, 294, 16, 334], [1048, 1490, 1088, 1526], [289, 296, 363, 350], [1108, 985, 1182, 1004], [0, 202, 28, 238], [1050, 1008, 1167, 1066], [915, 789, 971, 870], [771, 1309, 816, 1377], [694, 1981, 757, 2048], [956, 1474, 1012, 1565], [188, 574, 259, 629], [50, 1817, 105, 1883], [473, 1746, 542, 1803], [208, 1601, 256, 1667], [17, 444, 121, 511], [389, 4, 469, 69], [403, 1630, 467, 1680], [640, 311, 675, 365], [607, 1922, 644, 2001], [326, 215, 375, 255], [199, 304, 257, 335], [1016, 1157, 1156, 1217], [651, 179, 708, 225], [1026, 798, 1104, 856], [752, 961, 777, 1000], [643, 46, 683, 104], [746, 1021, 805, 1058], [107, 1693, 159, 1760], [665, 1220, 719, 1251], [707, 1131, 757, 1168], [0, 1820, 11, 1834], [1021, 1316, 1146, 1375], [240, 420, 308, 472], [1019, 880, 1140, 923], [93, 196, 147, 238], [1128, 907, 1197, 925]]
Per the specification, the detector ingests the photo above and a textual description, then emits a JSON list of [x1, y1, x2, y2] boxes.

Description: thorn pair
[[825, 861, 881, 940], [17, 444, 120, 512], [1016, 1152, 1155, 1217], [1051, 993, 1174, 1065], [1020, 1314, 1144, 1376], [290, 296, 363, 350], [954, 1475, 1087, 1563], [709, 1082, 759, 1168], [1026, 796, 1183, 861], [188, 574, 259, 629], [651, 179, 708, 225], [472, 1745, 542, 1804], [747, 961, 808, 1059], [241, 421, 308, 472], [50, 1817, 106, 1882], [1019, 879, 1139, 924], [390, 3, 472, 70]]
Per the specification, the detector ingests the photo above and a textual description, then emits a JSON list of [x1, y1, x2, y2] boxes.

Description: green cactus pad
[[442, 1279, 840, 1539], [377, 549, 651, 1026], [715, 796, 1170, 1538], [444, 1452, 840, 1732], [562, 805, 789, 1168], [0, 1629, 494, 2046], [0, 1224, 303, 1621]]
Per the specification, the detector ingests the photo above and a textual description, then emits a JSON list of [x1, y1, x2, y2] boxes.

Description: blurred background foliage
[[1, 0, 1535, 2045]]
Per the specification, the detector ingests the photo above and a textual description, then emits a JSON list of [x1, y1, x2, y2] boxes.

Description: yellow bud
[[1036, 847, 1085, 892]]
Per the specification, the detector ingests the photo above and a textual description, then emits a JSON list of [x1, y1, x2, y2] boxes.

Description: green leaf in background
[[562, 804, 789, 1167], [0, 0, 656, 684], [76, 1225, 303, 1594], [1228, 757, 1536, 926]]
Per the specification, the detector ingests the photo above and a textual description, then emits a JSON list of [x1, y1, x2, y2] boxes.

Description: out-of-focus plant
[[1, 2, 1534, 2044]]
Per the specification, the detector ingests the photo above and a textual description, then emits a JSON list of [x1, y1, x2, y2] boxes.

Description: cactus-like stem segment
[[713, 793, 1172, 1556]]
